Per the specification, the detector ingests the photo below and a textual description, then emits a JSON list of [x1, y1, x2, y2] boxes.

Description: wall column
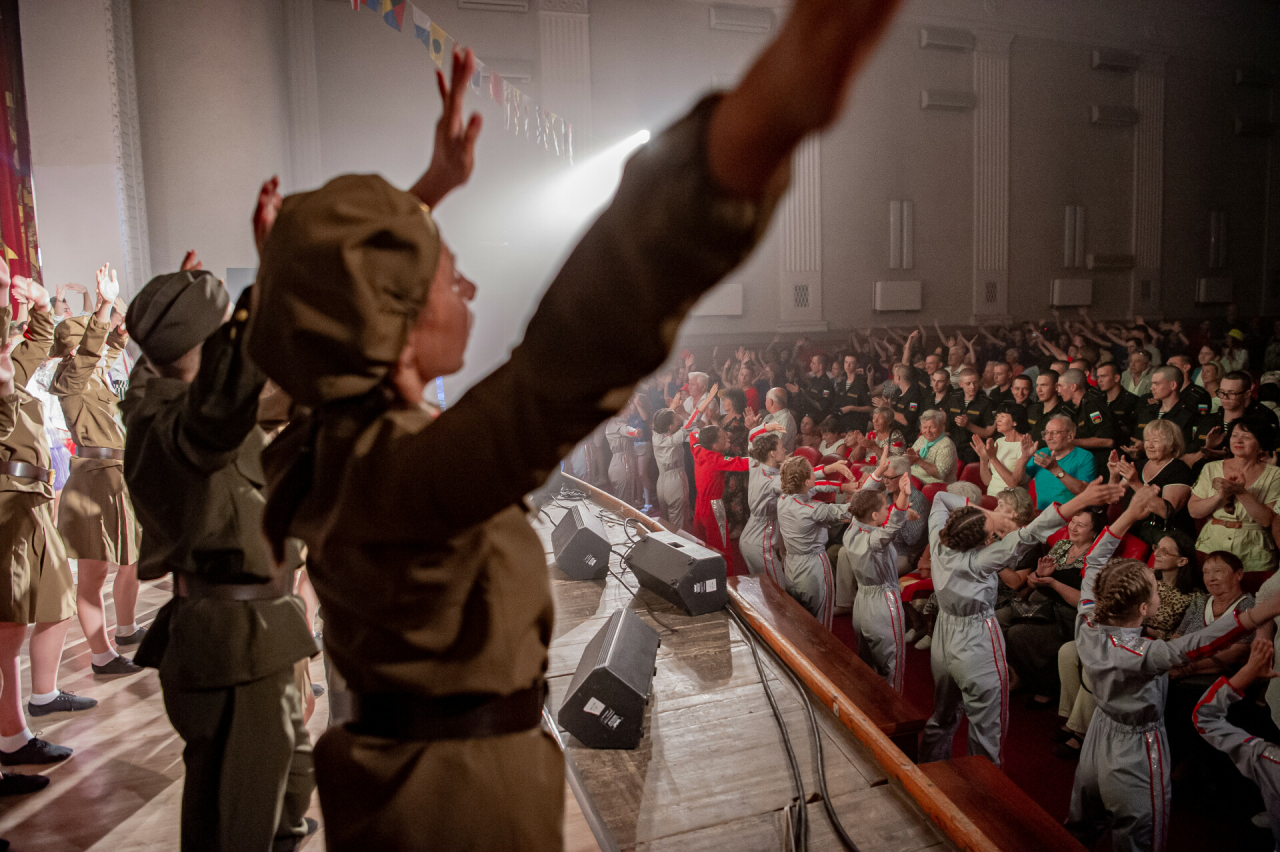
[[538, 0, 591, 152], [1130, 52, 1166, 317], [971, 30, 1013, 320], [778, 134, 826, 332]]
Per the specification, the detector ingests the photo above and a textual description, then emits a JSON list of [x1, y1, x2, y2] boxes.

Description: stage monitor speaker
[[552, 504, 611, 580], [558, 607, 660, 749], [625, 530, 727, 616]]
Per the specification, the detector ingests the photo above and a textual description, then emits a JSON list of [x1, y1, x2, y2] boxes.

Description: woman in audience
[[1114, 421, 1196, 546], [1066, 488, 1280, 852], [846, 406, 904, 468], [797, 413, 822, 450], [817, 416, 845, 457], [776, 455, 854, 628], [1005, 508, 1106, 709], [919, 475, 1120, 767], [906, 410, 957, 485], [1188, 415, 1280, 573], [1200, 361, 1223, 410], [974, 403, 1028, 497], [605, 402, 643, 508], [651, 408, 693, 530], [1147, 531, 1201, 640], [844, 476, 914, 691], [1194, 344, 1217, 386], [741, 428, 788, 585]]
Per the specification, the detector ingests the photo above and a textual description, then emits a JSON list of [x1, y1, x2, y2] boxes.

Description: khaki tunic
[[52, 316, 140, 562], [122, 297, 317, 852], [0, 306, 75, 623], [262, 97, 781, 851]]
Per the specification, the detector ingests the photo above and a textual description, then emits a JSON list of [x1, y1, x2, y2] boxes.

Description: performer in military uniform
[[122, 222, 317, 852], [246, 2, 904, 846], [51, 264, 142, 675], [0, 269, 84, 775]]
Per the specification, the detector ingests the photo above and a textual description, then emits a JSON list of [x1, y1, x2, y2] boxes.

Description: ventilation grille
[[709, 4, 774, 34], [793, 284, 809, 309], [458, 0, 528, 11]]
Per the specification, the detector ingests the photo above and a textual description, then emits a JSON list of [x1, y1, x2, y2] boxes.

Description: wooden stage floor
[[0, 565, 600, 852], [534, 499, 953, 852]]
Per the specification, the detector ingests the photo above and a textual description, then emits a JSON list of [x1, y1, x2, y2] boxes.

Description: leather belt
[[349, 682, 547, 742], [1210, 518, 1245, 530], [76, 446, 125, 461], [0, 461, 53, 484], [175, 571, 293, 601]]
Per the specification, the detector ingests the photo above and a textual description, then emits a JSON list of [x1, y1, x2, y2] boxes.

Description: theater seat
[[980, 495, 999, 511], [1243, 570, 1275, 596], [922, 482, 948, 506], [960, 462, 983, 488], [1047, 527, 1149, 564], [792, 446, 822, 467]]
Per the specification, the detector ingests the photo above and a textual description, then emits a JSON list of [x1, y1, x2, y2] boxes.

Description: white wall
[[21, 0, 124, 305]]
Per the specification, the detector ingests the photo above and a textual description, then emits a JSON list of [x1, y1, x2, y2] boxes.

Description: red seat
[[960, 463, 983, 488], [922, 482, 948, 506], [792, 446, 822, 466], [821, 453, 845, 468], [1047, 527, 1149, 563], [910, 475, 924, 491], [980, 495, 999, 511], [1243, 570, 1275, 596]]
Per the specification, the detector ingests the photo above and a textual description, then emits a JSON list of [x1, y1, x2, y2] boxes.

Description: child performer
[[776, 455, 854, 628], [1068, 484, 1280, 852], [919, 477, 1122, 767], [1193, 636, 1280, 850], [845, 475, 913, 691], [740, 425, 787, 584]]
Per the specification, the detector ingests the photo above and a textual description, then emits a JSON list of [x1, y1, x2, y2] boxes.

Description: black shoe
[[311, 683, 325, 698], [1052, 737, 1082, 760], [1050, 726, 1076, 744], [114, 627, 147, 647], [92, 655, 143, 676], [27, 691, 97, 717], [0, 738, 72, 766], [0, 772, 49, 795]]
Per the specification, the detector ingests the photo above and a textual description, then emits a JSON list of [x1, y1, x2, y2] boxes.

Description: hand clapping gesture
[[411, 49, 483, 209]]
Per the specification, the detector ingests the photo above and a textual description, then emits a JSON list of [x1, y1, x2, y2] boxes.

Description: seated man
[[990, 413, 1095, 510]]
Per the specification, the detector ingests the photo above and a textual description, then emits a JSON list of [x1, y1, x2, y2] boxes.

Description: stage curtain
[[0, 0, 39, 316]]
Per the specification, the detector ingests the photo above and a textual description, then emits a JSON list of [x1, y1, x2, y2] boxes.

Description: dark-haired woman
[[918, 479, 1120, 767], [651, 407, 695, 531], [1005, 508, 1107, 709], [741, 426, 788, 585], [1189, 416, 1280, 573]]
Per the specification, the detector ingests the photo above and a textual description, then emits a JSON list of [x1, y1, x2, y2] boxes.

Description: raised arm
[[51, 263, 118, 396], [8, 276, 54, 386], [409, 50, 483, 210]]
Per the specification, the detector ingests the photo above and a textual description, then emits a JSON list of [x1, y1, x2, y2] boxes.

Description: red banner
[[0, 0, 40, 315]]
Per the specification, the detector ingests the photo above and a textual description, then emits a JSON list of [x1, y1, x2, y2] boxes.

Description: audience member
[[1121, 349, 1153, 399], [1000, 414, 1095, 510], [906, 410, 957, 485], [1188, 416, 1280, 573], [946, 368, 995, 466]]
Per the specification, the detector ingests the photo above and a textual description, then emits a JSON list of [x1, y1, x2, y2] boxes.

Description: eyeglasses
[[1217, 390, 1245, 398]]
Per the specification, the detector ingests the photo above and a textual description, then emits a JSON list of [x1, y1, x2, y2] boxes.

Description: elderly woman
[[905, 410, 957, 485], [846, 406, 904, 469], [974, 402, 1029, 497], [1189, 415, 1280, 572], [1113, 419, 1195, 546], [1003, 507, 1107, 707], [1199, 360, 1223, 409]]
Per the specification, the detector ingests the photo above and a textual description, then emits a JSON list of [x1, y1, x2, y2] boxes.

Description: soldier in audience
[[1026, 369, 1070, 445], [1059, 368, 1114, 472], [946, 367, 995, 466], [1133, 365, 1197, 457], [1097, 361, 1141, 458]]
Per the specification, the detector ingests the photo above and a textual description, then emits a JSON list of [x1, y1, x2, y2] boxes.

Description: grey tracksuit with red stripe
[[919, 492, 1069, 767], [1069, 529, 1252, 852], [741, 462, 783, 586], [1194, 677, 1280, 849], [844, 508, 908, 692], [776, 485, 846, 630]]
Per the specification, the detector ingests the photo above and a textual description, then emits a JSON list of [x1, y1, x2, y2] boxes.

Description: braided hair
[[849, 489, 887, 524], [1092, 558, 1155, 625], [780, 456, 812, 495], [938, 505, 989, 551]]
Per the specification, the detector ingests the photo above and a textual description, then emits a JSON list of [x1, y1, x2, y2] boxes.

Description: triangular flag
[[382, 0, 405, 31], [362, 0, 379, 11], [428, 22, 447, 68], [411, 4, 431, 48], [471, 61, 484, 94]]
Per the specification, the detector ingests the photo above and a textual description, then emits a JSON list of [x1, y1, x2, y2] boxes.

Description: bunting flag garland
[[348, 0, 573, 161], [381, 0, 406, 32]]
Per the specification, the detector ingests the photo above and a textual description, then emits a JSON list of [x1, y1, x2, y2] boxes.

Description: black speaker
[[557, 607, 660, 749], [552, 504, 611, 580], [625, 530, 727, 616]]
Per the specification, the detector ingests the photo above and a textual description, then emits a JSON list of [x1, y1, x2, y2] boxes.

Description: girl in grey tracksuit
[[1067, 489, 1280, 852], [740, 427, 787, 586], [776, 456, 849, 629], [844, 480, 911, 692], [919, 489, 1102, 767]]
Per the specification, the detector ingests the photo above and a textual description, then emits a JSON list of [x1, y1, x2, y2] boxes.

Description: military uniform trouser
[[656, 468, 688, 531], [162, 664, 313, 852], [314, 724, 564, 852], [740, 519, 783, 588], [852, 584, 906, 693], [1067, 710, 1170, 852], [918, 610, 1009, 767]]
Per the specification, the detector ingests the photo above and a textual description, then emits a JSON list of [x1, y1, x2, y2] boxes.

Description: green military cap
[[51, 316, 90, 359], [126, 270, 229, 366], [247, 174, 441, 406]]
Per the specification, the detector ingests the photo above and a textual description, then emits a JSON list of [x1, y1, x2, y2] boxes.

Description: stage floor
[[534, 498, 954, 852], [0, 566, 600, 852]]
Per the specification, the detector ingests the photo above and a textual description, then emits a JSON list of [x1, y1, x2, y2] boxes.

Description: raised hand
[[970, 434, 988, 460], [1079, 476, 1125, 507], [1202, 426, 1225, 450], [1036, 555, 1056, 578], [411, 48, 483, 209], [898, 472, 912, 494], [180, 250, 203, 272], [253, 176, 283, 256], [96, 264, 120, 306], [13, 276, 50, 312], [1020, 434, 1037, 458]]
